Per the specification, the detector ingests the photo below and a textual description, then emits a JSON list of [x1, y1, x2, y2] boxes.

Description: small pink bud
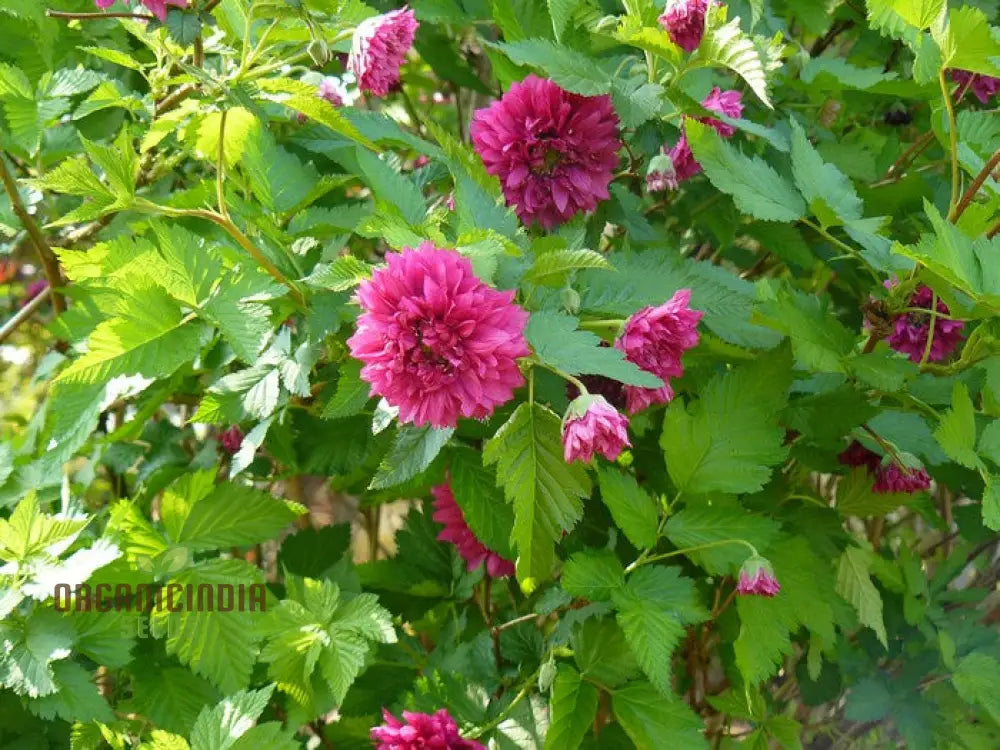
[[736, 556, 781, 598]]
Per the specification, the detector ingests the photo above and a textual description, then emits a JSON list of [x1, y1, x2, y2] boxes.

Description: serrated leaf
[[544, 665, 598, 750], [256, 78, 376, 150], [525, 311, 663, 388], [490, 39, 613, 95], [835, 546, 887, 648], [306, 255, 373, 292], [561, 550, 625, 601], [685, 121, 805, 222], [164, 9, 202, 47], [952, 652, 1000, 724], [524, 248, 611, 285], [661, 347, 792, 494], [836, 468, 915, 517], [189, 684, 274, 750], [595, 467, 658, 550], [664, 504, 779, 575], [934, 382, 982, 469], [448, 447, 515, 558], [612, 681, 707, 749], [789, 120, 863, 227], [322, 359, 371, 420], [131, 667, 220, 736], [937, 6, 1000, 76], [369, 425, 454, 490], [547, 0, 581, 41], [696, 7, 775, 107], [483, 403, 591, 582]]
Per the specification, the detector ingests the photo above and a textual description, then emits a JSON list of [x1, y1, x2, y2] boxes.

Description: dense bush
[[1, 0, 1000, 747]]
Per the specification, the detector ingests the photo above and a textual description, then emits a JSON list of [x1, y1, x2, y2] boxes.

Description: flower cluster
[[615, 289, 703, 413], [347, 243, 529, 428], [649, 87, 744, 192], [431, 481, 514, 578], [371, 708, 485, 750], [839, 440, 931, 495], [658, 0, 710, 52], [348, 6, 419, 96], [562, 395, 631, 464], [93, 0, 186, 21], [887, 285, 964, 363], [471, 75, 621, 229], [951, 69, 1000, 104]]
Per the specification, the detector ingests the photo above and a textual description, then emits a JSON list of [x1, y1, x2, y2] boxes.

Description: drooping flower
[[346, 243, 529, 428], [219, 426, 244, 455], [431, 482, 514, 578], [838, 440, 931, 495], [317, 76, 346, 107], [838, 440, 881, 474], [662, 88, 742, 187], [615, 289, 703, 413], [92, 0, 187, 21], [658, 0, 710, 53], [371, 708, 486, 750], [951, 69, 1000, 105], [736, 556, 781, 597], [471, 75, 621, 229], [348, 6, 419, 97], [873, 463, 931, 495], [699, 87, 744, 136], [562, 395, 631, 464], [645, 152, 678, 193], [887, 285, 964, 363]]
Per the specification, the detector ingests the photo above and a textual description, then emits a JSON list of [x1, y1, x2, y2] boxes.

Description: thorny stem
[[949, 148, 1000, 223], [0, 155, 65, 313], [938, 70, 961, 213]]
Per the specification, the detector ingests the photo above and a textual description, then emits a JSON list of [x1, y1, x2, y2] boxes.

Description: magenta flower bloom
[[346, 243, 529, 428], [615, 289, 703, 414], [699, 87, 744, 137], [873, 463, 931, 495], [838, 440, 881, 474], [431, 482, 515, 578], [219, 426, 244, 456], [562, 395, 631, 464], [658, 0, 710, 53], [348, 6, 418, 97], [645, 153, 678, 194], [887, 285, 964, 363], [951, 69, 1000, 104], [317, 76, 345, 107], [371, 708, 486, 750], [667, 133, 701, 184], [736, 556, 781, 598], [20, 279, 49, 308], [92, 0, 186, 20], [471, 75, 621, 230]]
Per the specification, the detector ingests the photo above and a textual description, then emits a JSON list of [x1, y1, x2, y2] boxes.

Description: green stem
[[467, 667, 541, 740], [536, 362, 588, 395], [579, 319, 625, 332], [939, 69, 961, 213], [918, 290, 938, 366], [626, 538, 757, 573]]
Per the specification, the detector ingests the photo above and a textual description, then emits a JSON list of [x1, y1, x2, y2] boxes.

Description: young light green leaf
[[696, 5, 777, 107]]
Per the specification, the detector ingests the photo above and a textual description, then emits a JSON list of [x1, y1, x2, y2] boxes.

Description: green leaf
[[369, 425, 454, 490], [257, 78, 377, 150], [980, 476, 1000, 531], [56, 285, 210, 385], [354, 147, 427, 226], [836, 468, 916, 517], [937, 6, 1000, 77], [322, 359, 371, 420], [162, 473, 306, 551], [612, 681, 707, 749], [0, 607, 74, 698], [525, 311, 663, 388], [189, 684, 274, 750], [789, 120, 863, 227], [151, 221, 221, 307], [952, 652, 1000, 724], [870, 0, 945, 30], [130, 667, 221, 736], [836, 546, 888, 648], [483, 403, 591, 583], [242, 126, 321, 214], [202, 283, 274, 365], [150, 559, 265, 694], [685, 121, 805, 222], [695, 5, 777, 107], [306, 256, 373, 292], [164, 9, 202, 47], [660, 347, 792, 495], [544, 665, 598, 750], [753, 282, 856, 373], [612, 566, 705, 694], [664, 504, 779, 575], [490, 39, 613, 95], [524, 248, 612, 285], [547, 0, 581, 40], [448, 447, 515, 558], [934, 382, 982, 470], [595, 467, 658, 550], [561, 550, 625, 602]]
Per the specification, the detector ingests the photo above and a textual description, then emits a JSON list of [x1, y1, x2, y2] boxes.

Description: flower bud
[[736, 555, 781, 597]]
